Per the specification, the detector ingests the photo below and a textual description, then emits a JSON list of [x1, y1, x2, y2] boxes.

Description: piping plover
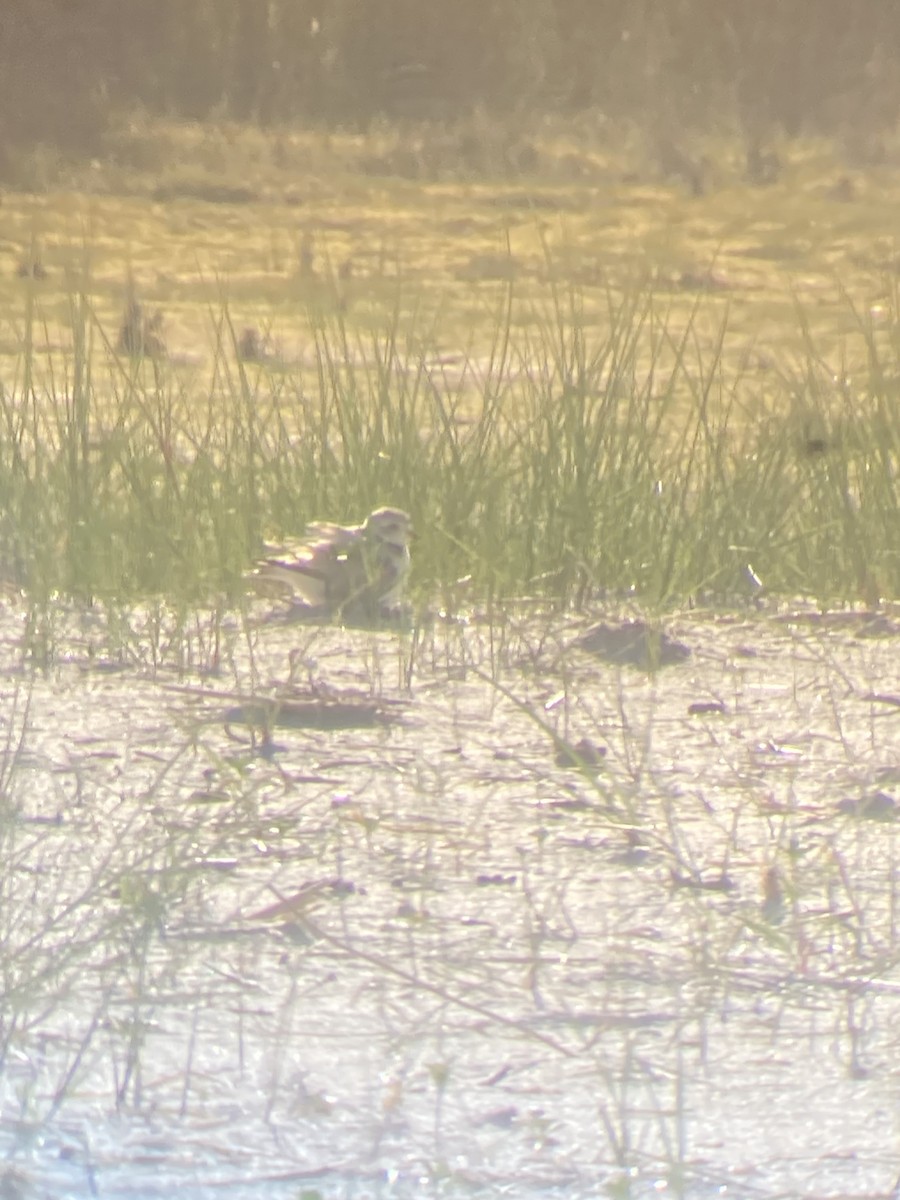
[[254, 506, 412, 620]]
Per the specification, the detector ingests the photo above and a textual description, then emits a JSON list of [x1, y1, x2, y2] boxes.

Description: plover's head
[[363, 507, 413, 549]]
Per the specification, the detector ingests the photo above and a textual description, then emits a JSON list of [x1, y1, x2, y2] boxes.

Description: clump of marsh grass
[[0, 272, 896, 659]]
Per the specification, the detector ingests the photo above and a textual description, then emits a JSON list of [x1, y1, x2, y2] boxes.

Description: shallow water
[[1, 601, 898, 1198]]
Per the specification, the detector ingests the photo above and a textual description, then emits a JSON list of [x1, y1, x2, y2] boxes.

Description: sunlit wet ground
[[1, 600, 898, 1198]]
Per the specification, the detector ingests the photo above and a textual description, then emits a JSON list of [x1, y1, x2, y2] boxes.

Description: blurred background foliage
[[1, 0, 898, 171]]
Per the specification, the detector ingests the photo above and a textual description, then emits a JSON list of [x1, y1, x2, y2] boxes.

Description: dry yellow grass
[[2, 120, 898, 386]]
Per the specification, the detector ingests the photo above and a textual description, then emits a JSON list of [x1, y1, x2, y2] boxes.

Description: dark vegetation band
[[2, 0, 898, 165]]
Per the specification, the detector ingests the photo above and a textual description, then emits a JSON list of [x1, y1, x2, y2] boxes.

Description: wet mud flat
[[1, 600, 898, 1199]]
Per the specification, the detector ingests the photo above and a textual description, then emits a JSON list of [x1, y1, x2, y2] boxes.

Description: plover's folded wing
[[304, 521, 364, 551], [255, 539, 333, 607], [255, 534, 369, 609]]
